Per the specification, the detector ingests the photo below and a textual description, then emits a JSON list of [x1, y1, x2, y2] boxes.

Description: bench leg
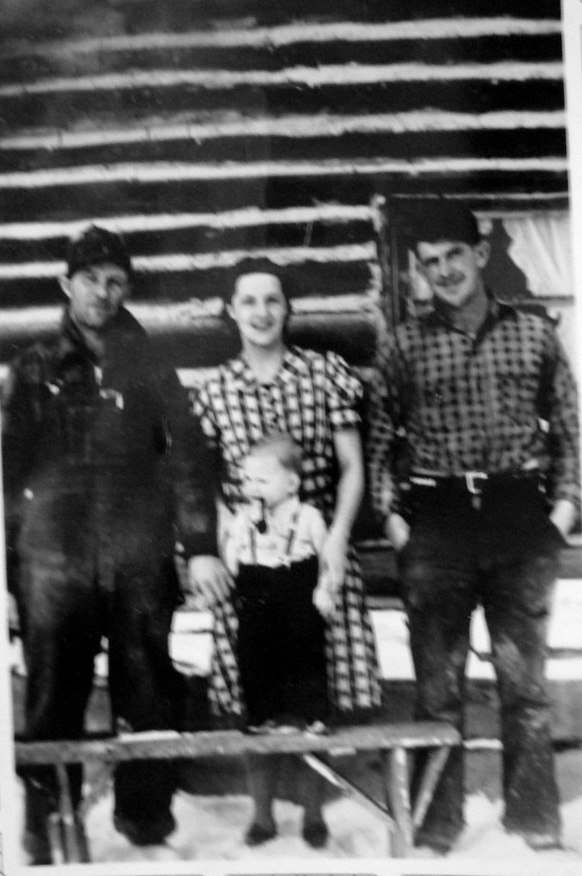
[[412, 745, 452, 832], [47, 812, 66, 866], [384, 747, 413, 857], [54, 764, 90, 864], [301, 753, 396, 831]]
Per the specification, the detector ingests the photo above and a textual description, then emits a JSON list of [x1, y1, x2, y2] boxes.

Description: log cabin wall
[[0, 0, 569, 387]]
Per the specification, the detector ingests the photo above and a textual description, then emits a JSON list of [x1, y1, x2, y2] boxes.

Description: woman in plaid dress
[[192, 262, 381, 847]]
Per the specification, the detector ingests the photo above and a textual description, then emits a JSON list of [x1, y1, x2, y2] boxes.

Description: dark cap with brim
[[66, 224, 132, 278]]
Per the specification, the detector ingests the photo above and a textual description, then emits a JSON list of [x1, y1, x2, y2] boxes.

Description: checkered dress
[[194, 346, 382, 719]]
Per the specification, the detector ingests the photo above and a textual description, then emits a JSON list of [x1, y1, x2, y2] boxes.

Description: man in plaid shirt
[[367, 202, 580, 854]]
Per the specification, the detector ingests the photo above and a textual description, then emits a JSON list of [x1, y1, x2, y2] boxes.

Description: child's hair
[[247, 431, 302, 475]]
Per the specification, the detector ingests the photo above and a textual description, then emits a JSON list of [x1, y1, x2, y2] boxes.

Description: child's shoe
[[246, 720, 279, 735]]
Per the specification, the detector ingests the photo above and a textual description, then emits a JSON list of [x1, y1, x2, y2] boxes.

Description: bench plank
[[15, 722, 461, 766]]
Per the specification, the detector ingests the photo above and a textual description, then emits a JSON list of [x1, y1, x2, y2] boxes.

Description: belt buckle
[[465, 472, 487, 509]]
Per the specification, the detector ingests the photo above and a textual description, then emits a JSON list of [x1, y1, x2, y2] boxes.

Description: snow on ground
[[10, 748, 582, 872]]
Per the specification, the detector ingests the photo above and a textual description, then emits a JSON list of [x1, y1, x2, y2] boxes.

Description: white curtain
[[502, 212, 573, 298]]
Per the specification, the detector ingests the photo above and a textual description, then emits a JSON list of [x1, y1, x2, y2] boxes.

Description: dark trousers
[[15, 555, 184, 830], [398, 480, 564, 846], [235, 556, 329, 727]]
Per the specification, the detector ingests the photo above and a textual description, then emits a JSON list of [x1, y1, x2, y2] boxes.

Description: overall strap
[[282, 503, 301, 562]]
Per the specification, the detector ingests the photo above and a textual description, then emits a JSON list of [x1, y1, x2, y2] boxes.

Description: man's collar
[[59, 308, 100, 363], [62, 304, 142, 342], [420, 291, 517, 330]]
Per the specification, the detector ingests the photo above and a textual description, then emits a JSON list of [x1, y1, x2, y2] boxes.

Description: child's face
[[242, 453, 298, 509]]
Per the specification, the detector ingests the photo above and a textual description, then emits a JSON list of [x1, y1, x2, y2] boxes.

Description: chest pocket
[[492, 350, 541, 421]]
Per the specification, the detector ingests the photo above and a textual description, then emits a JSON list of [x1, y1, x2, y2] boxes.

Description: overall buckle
[[464, 472, 488, 509]]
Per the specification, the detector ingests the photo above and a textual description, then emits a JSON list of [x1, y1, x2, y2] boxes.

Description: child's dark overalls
[[234, 507, 329, 728]]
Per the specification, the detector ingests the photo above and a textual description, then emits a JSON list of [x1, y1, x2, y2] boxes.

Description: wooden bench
[[15, 720, 460, 862]]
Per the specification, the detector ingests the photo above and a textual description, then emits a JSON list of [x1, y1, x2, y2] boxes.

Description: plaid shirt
[[367, 297, 580, 520]]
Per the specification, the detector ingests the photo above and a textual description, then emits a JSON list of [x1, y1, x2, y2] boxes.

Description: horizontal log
[[0, 309, 381, 368], [1, 17, 563, 63], [0, 242, 377, 279], [0, 205, 377, 240], [3, 131, 568, 179], [0, 157, 569, 192], [0, 220, 377, 265], [0, 259, 377, 308], [0, 31, 564, 86], [0, 78, 565, 131], [1, 7, 562, 52], [0, 184, 568, 229], [79, 0, 567, 32], [0, 172, 569, 226], [0, 182, 568, 231], [0, 111, 566, 167], [0, 61, 564, 99], [1, 109, 567, 152]]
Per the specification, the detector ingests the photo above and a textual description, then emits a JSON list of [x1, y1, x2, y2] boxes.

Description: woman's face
[[227, 272, 288, 351]]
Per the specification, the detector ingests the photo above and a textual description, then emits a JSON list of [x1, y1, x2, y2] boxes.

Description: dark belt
[[407, 467, 542, 510]]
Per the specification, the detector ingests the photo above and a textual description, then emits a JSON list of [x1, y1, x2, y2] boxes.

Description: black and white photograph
[[0, 0, 581, 873]]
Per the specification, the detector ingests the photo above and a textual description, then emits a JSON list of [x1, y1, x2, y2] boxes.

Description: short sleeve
[[324, 351, 363, 431], [192, 381, 219, 449]]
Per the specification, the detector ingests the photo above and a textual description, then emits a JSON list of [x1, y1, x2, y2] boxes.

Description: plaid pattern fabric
[[367, 298, 580, 521], [194, 346, 381, 717]]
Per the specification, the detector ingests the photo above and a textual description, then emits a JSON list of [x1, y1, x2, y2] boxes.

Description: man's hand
[[385, 512, 410, 552], [187, 555, 233, 609], [550, 499, 577, 540]]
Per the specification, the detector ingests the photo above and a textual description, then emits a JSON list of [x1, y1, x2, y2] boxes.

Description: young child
[[223, 432, 336, 734]]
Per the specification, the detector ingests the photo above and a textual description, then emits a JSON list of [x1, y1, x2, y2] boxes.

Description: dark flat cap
[[407, 201, 481, 248], [66, 225, 132, 278]]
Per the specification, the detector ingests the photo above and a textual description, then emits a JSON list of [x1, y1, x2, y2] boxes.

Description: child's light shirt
[[224, 496, 327, 575]]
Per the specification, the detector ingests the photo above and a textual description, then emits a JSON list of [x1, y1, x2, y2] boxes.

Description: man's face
[[60, 262, 130, 330], [416, 239, 489, 311]]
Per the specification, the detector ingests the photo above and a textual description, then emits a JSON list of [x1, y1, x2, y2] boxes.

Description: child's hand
[[313, 578, 337, 620]]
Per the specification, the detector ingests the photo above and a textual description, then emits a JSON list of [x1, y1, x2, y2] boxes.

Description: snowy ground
[[8, 747, 582, 874]]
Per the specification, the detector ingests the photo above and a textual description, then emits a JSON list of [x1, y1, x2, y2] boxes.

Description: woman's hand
[[313, 576, 337, 620], [320, 528, 349, 596], [188, 555, 233, 609]]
